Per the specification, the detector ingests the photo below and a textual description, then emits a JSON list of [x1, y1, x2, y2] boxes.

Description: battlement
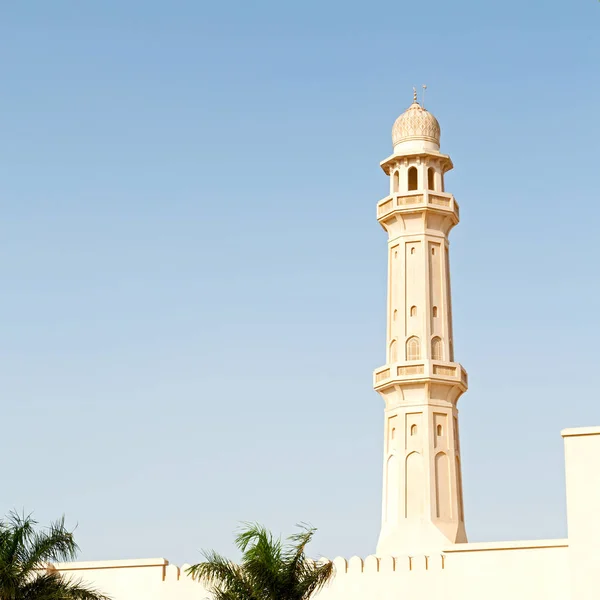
[[52, 538, 568, 582], [330, 554, 445, 573]]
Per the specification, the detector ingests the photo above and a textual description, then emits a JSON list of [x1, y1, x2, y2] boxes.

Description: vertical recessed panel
[[386, 454, 399, 525], [405, 452, 424, 519], [435, 452, 451, 519]]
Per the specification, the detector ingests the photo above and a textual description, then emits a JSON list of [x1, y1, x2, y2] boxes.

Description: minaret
[[374, 92, 468, 555]]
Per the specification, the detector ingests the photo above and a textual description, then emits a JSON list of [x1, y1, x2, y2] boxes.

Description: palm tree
[[186, 523, 334, 600], [0, 511, 110, 600]]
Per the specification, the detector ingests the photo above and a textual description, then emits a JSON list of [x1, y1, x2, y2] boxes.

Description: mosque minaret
[[373, 91, 469, 555]]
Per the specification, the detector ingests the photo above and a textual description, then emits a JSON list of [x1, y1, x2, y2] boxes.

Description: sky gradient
[[1, 0, 599, 564]]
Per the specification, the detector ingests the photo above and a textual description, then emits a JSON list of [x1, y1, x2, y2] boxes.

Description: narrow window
[[433, 306, 438, 318], [406, 336, 421, 361], [431, 336, 443, 360], [431, 247, 436, 255], [393, 170, 400, 193], [410, 424, 418, 436], [408, 166, 418, 191], [410, 306, 417, 317], [410, 246, 416, 255], [437, 424, 443, 436], [389, 339, 398, 362], [427, 167, 435, 190]]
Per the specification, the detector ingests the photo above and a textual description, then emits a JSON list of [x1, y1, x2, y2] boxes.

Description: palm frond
[[293, 559, 334, 600], [239, 525, 282, 599], [1, 512, 37, 571], [283, 523, 316, 577], [187, 523, 334, 600], [20, 571, 109, 600], [186, 550, 256, 600], [0, 512, 110, 600], [20, 517, 79, 578]]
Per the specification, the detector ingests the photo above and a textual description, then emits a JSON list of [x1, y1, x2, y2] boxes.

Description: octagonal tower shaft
[[373, 142, 468, 555]]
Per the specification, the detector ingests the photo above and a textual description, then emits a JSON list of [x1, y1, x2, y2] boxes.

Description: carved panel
[[433, 365, 456, 376], [376, 368, 390, 382], [397, 365, 424, 376], [378, 199, 393, 216]]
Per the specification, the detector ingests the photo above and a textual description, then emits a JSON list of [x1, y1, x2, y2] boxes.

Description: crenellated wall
[[52, 542, 569, 600]]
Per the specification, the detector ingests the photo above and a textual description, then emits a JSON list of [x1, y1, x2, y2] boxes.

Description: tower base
[[377, 520, 467, 555]]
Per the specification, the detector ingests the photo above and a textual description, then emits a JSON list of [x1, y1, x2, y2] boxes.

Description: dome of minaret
[[391, 91, 441, 152]]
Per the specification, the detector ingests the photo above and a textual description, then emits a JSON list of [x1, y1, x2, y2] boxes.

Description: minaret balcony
[[377, 190, 459, 222], [373, 360, 468, 392]]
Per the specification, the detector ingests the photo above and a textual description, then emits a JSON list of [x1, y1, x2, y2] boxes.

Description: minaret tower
[[374, 92, 468, 555]]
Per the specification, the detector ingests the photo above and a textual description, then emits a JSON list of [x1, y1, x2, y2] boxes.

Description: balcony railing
[[373, 361, 468, 388], [376, 191, 459, 219]]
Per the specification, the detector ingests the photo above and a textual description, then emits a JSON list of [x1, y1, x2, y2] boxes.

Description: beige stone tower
[[374, 93, 468, 555]]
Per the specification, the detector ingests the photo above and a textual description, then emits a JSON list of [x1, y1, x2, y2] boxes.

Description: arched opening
[[435, 452, 451, 519], [410, 306, 417, 317], [393, 170, 399, 193], [427, 167, 435, 190], [385, 455, 399, 524], [433, 306, 438, 318], [389, 339, 398, 362], [408, 166, 418, 191], [431, 336, 443, 360], [406, 336, 421, 361], [410, 424, 418, 436], [456, 456, 464, 521], [405, 452, 424, 518], [410, 246, 416, 255], [437, 424, 443, 436]]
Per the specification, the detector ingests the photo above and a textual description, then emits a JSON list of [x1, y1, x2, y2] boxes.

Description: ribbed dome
[[392, 100, 441, 149]]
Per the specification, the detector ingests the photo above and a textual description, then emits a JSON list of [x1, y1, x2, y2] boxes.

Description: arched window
[[389, 339, 398, 362], [436, 424, 443, 436], [408, 166, 418, 191], [410, 305, 417, 317], [410, 424, 418, 436], [427, 167, 435, 190], [406, 336, 421, 361], [433, 306, 438, 318], [393, 170, 399, 193], [431, 336, 443, 361]]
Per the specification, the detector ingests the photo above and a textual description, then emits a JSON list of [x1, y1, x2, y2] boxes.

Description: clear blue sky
[[1, 0, 599, 564]]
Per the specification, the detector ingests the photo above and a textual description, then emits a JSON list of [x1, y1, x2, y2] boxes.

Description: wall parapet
[[443, 539, 568, 553], [329, 554, 445, 574], [52, 558, 169, 571], [48, 541, 572, 600], [51, 540, 568, 578]]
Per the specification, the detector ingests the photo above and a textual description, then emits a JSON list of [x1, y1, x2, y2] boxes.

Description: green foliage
[[0, 512, 110, 600], [186, 523, 334, 600]]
